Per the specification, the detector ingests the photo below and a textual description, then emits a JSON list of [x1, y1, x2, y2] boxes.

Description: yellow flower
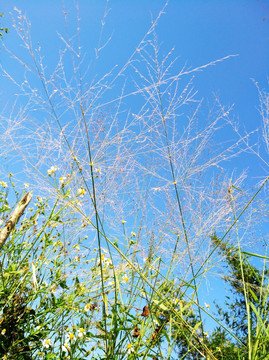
[[0, 181, 7, 188], [42, 339, 51, 348], [127, 343, 134, 354], [74, 244, 80, 251], [59, 176, 66, 186], [77, 328, 86, 338], [47, 165, 58, 176], [84, 303, 91, 312], [122, 274, 129, 283], [77, 187, 86, 197], [62, 343, 71, 352], [67, 332, 76, 342], [1, 329, 6, 335]]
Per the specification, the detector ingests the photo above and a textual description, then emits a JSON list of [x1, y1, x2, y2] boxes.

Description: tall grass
[[0, 3, 268, 359]]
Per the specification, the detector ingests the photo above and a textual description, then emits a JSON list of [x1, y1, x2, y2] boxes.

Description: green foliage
[[211, 234, 269, 359], [174, 234, 269, 359], [0, 4, 269, 359], [0, 13, 8, 38]]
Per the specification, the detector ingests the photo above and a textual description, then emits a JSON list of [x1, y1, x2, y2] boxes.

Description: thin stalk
[[228, 186, 252, 359], [80, 104, 108, 352], [153, 43, 205, 341], [30, 48, 111, 352]]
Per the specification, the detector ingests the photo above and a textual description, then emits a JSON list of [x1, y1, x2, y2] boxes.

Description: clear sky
[[0, 0, 269, 334], [1, 0, 269, 174]]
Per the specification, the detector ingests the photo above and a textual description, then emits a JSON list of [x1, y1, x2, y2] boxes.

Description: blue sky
[[1, 0, 268, 173], [1, 0, 269, 335]]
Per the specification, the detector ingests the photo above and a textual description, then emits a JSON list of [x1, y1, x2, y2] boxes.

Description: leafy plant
[[0, 13, 8, 38]]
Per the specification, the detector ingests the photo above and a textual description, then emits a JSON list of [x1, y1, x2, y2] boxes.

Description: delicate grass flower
[[42, 339, 51, 348], [94, 168, 101, 177], [74, 244, 80, 251], [127, 343, 134, 355], [59, 176, 67, 186], [66, 332, 76, 342], [77, 187, 86, 197], [173, 298, 180, 305], [1, 329, 6, 335], [122, 274, 129, 283], [24, 183, 29, 188], [104, 257, 112, 266], [47, 165, 58, 176], [204, 302, 210, 309], [51, 286, 57, 294], [0, 181, 7, 188], [131, 231, 136, 237], [77, 328, 86, 338], [121, 220, 126, 224], [62, 343, 71, 353]]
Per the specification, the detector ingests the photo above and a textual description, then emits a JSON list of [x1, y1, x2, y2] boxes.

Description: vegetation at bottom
[[0, 178, 268, 359]]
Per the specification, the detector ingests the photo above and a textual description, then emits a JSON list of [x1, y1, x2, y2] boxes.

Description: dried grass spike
[[141, 305, 149, 317]]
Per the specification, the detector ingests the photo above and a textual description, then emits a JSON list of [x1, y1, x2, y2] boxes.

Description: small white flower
[[47, 165, 58, 176], [59, 176, 67, 185], [1, 329, 6, 335], [24, 183, 29, 188], [77, 328, 86, 338], [77, 187, 86, 197], [62, 343, 70, 352], [122, 274, 129, 283], [42, 339, 51, 348], [84, 303, 91, 312], [103, 257, 112, 266], [66, 332, 76, 342], [0, 181, 7, 188], [127, 343, 134, 355]]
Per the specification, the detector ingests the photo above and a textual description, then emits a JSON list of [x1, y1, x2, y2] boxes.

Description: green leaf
[[241, 251, 269, 260]]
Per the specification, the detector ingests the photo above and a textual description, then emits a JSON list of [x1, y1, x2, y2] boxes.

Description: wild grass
[[0, 2, 268, 359]]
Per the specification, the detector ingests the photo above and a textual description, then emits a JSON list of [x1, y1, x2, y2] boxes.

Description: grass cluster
[[0, 2, 269, 359]]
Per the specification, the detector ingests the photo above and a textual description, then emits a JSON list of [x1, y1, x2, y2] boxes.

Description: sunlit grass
[[0, 2, 268, 359]]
